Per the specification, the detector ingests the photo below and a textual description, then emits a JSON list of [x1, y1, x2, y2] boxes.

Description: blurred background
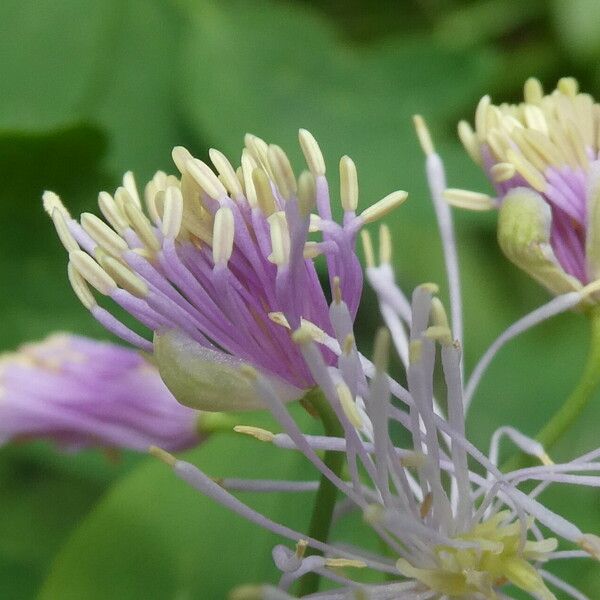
[[2, 0, 600, 597]]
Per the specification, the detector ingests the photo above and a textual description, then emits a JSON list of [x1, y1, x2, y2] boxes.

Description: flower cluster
[[0, 334, 201, 452], [45, 131, 406, 411], [148, 125, 600, 599], [450, 77, 600, 299]]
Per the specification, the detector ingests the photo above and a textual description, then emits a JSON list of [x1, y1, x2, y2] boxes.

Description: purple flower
[[0, 334, 201, 452], [44, 131, 407, 410], [450, 77, 600, 298], [151, 122, 600, 599]]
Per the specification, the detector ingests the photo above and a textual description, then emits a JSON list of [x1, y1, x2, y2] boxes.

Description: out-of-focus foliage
[[1, 0, 600, 597]]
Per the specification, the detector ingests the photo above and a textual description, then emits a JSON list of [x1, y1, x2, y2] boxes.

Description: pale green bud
[[497, 188, 582, 296], [154, 330, 303, 412]]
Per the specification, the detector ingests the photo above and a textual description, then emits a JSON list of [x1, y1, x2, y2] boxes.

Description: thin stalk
[[503, 306, 600, 472], [298, 388, 344, 597]]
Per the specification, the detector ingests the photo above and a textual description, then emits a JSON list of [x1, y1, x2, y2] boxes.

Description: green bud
[[497, 188, 581, 296], [154, 330, 303, 412]]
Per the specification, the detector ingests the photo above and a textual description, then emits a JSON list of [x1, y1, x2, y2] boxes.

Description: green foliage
[[0, 0, 599, 598]]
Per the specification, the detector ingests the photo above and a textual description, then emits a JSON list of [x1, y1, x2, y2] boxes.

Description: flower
[[45, 131, 407, 410], [151, 123, 600, 599], [0, 333, 201, 452], [450, 77, 600, 298]]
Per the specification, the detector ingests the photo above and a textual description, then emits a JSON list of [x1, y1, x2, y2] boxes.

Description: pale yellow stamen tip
[[342, 333, 355, 355], [209, 148, 243, 198], [324, 558, 366, 569], [336, 383, 362, 428], [268, 311, 289, 327], [267, 144, 296, 200], [161, 186, 184, 239], [187, 158, 227, 200], [233, 425, 275, 443], [297, 170, 316, 216], [339, 155, 358, 212], [267, 211, 290, 266], [540, 453, 553, 466], [292, 324, 316, 345], [524, 77, 543, 104], [252, 168, 277, 216], [67, 262, 96, 309], [303, 241, 322, 259], [558, 77, 579, 97], [425, 325, 453, 346], [213, 206, 235, 265], [400, 451, 426, 468], [52, 209, 79, 252], [419, 492, 433, 519], [171, 146, 194, 174], [409, 339, 423, 364], [413, 114, 435, 155], [149, 445, 177, 467], [490, 162, 517, 183], [580, 279, 600, 300], [239, 364, 258, 380], [298, 129, 326, 177], [373, 328, 390, 373], [360, 191, 408, 224], [418, 282, 440, 294], [43, 191, 70, 219], [443, 188, 495, 211], [295, 539, 308, 559], [123, 171, 141, 207], [360, 229, 375, 268], [69, 250, 116, 295], [430, 297, 449, 329], [379, 224, 392, 264]]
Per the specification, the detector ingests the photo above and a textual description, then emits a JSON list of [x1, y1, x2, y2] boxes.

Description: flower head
[[45, 131, 407, 410], [0, 334, 201, 452], [452, 77, 600, 298], [152, 124, 600, 599]]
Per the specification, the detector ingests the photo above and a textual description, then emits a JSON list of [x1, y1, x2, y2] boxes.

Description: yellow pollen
[[233, 425, 275, 443]]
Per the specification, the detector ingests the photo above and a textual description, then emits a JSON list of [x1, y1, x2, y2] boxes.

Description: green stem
[[298, 389, 345, 597], [503, 306, 600, 471]]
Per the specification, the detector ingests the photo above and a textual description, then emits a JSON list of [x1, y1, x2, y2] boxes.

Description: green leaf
[[39, 414, 316, 599], [179, 0, 495, 212], [0, 0, 185, 178]]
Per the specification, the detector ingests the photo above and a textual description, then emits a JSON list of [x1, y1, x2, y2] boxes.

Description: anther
[[149, 445, 177, 467], [337, 382, 362, 428], [339, 155, 358, 212], [187, 158, 228, 200], [443, 189, 495, 211], [161, 186, 184, 239], [267, 144, 296, 200], [42, 191, 70, 219], [80, 212, 128, 256], [98, 254, 148, 298], [360, 230, 375, 268], [122, 171, 141, 207], [490, 163, 516, 183], [233, 425, 275, 443], [252, 168, 277, 216], [69, 251, 116, 295], [212, 206, 235, 266], [413, 115, 435, 155], [67, 262, 96, 309], [52, 209, 79, 253], [171, 146, 194, 174], [298, 129, 326, 176], [524, 77, 543, 104], [209, 148, 244, 199], [373, 328, 390, 373], [379, 224, 392, 264], [297, 170, 316, 216], [332, 276, 342, 304], [360, 191, 408, 223]]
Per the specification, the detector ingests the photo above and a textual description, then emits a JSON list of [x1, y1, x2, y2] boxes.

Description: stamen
[[457, 120, 482, 165], [579, 534, 600, 560], [373, 328, 390, 373], [297, 170, 316, 216], [443, 189, 495, 211], [187, 158, 227, 200], [267, 212, 290, 266], [360, 191, 408, 223], [378, 224, 392, 264], [97, 254, 148, 298], [332, 276, 342, 304], [67, 262, 96, 309], [212, 206, 235, 266], [475, 94, 492, 141], [339, 155, 358, 212], [360, 230, 375, 268], [324, 558, 366, 569], [408, 339, 422, 364], [161, 186, 183, 239], [80, 212, 128, 256], [122, 196, 161, 251], [252, 168, 277, 216], [295, 539, 308, 560], [233, 425, 275, 443], [298, 129, 326, 176], [122, 171, 141, 207], [171, 146, 194, 174], [558, 77, 578, 97], [430, 297, 449, 329], [98, 191, 128, 234], [490, 163, 516, 183], [69, 251, 116, 295], [342, 334, 355, 355], [336, 382, 362, 428], [524, 77, 544, 104], [149, 445, 177, 466], [302, 241, 321, 259], [42, 191, 70, 218], [209, 148, 243, 199], [419, 492, 433, 518], [241, 150, 258, 208], [267, 144, 296, 200], [413, 114, 435, 155], [506, 149, 546, 192], [424, 325, 452, 346], [51, 209, 79, 252]]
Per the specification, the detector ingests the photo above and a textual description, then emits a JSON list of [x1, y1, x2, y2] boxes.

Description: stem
[[297, 388, 344, 597], [503, 306, 600, 471]]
